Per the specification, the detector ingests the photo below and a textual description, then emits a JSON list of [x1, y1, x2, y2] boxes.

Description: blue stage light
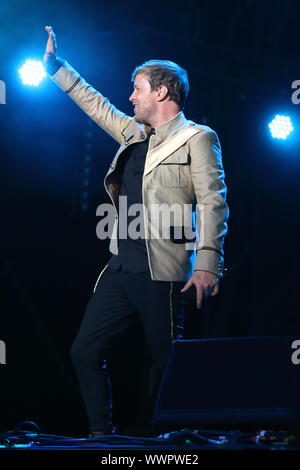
[[268, 115, 294, 140], [18, 59, 46, 86]]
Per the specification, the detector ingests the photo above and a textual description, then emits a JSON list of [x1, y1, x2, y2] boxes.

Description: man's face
[[129, 73, 157, 125]]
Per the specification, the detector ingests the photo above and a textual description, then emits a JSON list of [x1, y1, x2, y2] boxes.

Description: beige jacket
[[50, 61, 229, 281]]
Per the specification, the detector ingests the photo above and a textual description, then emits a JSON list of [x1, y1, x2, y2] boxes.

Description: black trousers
[[71, 266, 187, 433]]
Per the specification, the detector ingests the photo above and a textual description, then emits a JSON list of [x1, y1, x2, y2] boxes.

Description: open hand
[[181, 270, 219, 309], [43, 26, 57, 63]]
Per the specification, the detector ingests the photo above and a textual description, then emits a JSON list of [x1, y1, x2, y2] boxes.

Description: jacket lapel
[[143, 126, 201, 176]]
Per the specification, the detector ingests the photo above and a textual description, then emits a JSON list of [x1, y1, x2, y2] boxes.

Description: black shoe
[[88, 425, 118, 438], [88, 431, 107, 438]]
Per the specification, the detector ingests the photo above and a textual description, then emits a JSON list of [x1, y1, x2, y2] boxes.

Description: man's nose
[[129, 91, 135, 102]]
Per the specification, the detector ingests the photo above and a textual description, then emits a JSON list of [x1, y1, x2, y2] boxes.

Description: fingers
[[211, 282, 219, 296], [181, 280, 202, 309], [181, 280, 204, 309], [196, 286, 203, 309], [44, 25, 57, 53], [180, 279, 192, 293], [197, 282, 218, 308], [45, 25, 54, 34], [181, 278, 219, 310]]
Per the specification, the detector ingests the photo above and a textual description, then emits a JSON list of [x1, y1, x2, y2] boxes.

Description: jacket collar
[[139, 111, 190, 144]]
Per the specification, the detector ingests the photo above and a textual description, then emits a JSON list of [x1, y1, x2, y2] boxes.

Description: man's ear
[[156, 85, 169, 102]]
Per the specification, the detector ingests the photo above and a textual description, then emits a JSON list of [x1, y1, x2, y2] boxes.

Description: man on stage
[[43, 25, 229, 436]]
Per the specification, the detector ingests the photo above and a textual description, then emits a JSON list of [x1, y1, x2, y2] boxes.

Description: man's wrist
[[194, 269, 216, 276], [194, 269, 225, 280], [44, 54, 65, 76], [195, 249, 224, 278]]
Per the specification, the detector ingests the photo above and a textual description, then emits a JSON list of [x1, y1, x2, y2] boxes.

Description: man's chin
[[134, 114, 150, 126]]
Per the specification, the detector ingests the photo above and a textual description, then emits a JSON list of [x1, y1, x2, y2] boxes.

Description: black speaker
[[153, 336, 300, 432]]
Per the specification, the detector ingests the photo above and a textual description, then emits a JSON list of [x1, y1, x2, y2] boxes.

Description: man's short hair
[[131, 60, 189, 110]]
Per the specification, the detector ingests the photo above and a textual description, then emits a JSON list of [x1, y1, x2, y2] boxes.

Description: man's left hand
[[181, 270, 219, 309]]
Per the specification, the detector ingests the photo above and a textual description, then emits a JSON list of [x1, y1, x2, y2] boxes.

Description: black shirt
[[107, 129, 155, 273]]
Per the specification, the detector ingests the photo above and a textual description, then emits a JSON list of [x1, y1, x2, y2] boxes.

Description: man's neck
[[150, 107, 181, 129]]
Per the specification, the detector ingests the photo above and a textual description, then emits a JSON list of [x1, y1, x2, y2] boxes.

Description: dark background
[[0, 0, 299, 436]]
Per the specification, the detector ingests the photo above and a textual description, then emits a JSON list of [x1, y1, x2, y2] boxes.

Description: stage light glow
[[18, 60, 46, 86], [268, 115, 294, 140]]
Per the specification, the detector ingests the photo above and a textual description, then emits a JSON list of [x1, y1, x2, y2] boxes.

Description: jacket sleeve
[[47, 58, 132, 144], [188, 129, 229, 278]]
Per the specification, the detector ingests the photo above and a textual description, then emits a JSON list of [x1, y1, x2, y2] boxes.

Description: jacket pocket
[[159, 151, 190, 188]]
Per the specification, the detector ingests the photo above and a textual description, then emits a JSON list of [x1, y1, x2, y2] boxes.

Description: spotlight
[[18, 59, 46, 86], [268, 115, 294, 140]]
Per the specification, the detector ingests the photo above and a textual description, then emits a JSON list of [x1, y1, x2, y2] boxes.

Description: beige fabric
[[144, 126, 201, 176], [50, 61, 229, 281]]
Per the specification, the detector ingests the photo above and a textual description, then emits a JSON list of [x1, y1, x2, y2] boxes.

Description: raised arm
[[43, 26, 132, 144]]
